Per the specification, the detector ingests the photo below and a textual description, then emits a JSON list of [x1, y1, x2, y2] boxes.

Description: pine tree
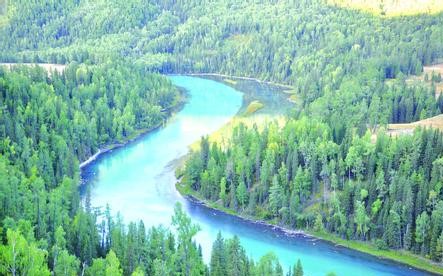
[[293, 259, 303, 276], [210, 232, 226, 276], [416, 212, 430, 255], [385, 210, 401, 249], [171, 203, 204, 276], [236, 180, 248, 209], [269, 175, 283, 216], [314, 213, 324, 232], [435, 231, 443, 263]]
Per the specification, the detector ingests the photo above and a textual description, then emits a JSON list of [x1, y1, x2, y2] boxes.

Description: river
[[81, 76, 432, 276]]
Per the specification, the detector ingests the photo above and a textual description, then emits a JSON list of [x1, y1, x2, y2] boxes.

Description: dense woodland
[[1, 0, 443, 131], [183, 120, 443, 262], [1, 0, 443, 275], [0, 65, 304, 274]]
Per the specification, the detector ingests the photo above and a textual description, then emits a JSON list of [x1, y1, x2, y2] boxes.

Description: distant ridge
[[328, 0, 443, 16]]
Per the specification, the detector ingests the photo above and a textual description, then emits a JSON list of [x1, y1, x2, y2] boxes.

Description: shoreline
[[79, 87, 188, 170], [77, 72, 442, 274], [171, 75, 442, 275], [185, 193, 311, 238], [176, 185, 443, 275], [78, 124, 161, 169], [183, 73, 294, 90]]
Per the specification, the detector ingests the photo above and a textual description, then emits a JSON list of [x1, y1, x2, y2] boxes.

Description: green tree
[[219, 177, 227, 206], [131, 266, 145, 276], [226, 236, 247, 276], [236, 180, 248, 209], [269, 175, 283, 216], [385, 210, 401, 249], [293, 259, 303, 276], [314, 213, 324, 232], [355, 200, 370, 240], [86, 258, 106, 276], [0, 229, 50, 276], [416, 212, 430, 254], [210, 232, 226, 276], [54, 251, 80, 276], [255, 252, 283, 276], [105, 250, 123, 276], [171, 203, 204, 276], [436, 231, 443, 263], [52, 226, 79, 276]]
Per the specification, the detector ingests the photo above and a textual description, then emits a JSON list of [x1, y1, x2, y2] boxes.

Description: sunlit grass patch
[[245, 100, 264, 115], [190, 115, 286, 151], [223, 78, 237, 85], [225, 34, 254, 46]]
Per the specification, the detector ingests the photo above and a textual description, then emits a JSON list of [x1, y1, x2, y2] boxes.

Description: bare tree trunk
[[11, 240, 17, 276], [81, 262, 86, 276]]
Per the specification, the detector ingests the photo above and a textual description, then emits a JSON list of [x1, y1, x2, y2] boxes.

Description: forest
[[0, 65, 304, 274], [0, 0, 443, 275], [182, 120, 443, 262]]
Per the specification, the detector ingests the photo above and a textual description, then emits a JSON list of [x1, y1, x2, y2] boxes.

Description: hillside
[[328, 0, 443, 16], [1, 1, 443, 275]]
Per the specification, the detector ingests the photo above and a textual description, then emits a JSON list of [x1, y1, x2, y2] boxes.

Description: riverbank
[[185, 73, 294, 90], [79, 87, 188, 170], [79, 125, 161, 169], [186, 73, 293, 151], [173, 75, 443, 275], [311, 231, 443, 275], [176, 181, 443, 275], [176, 181, 309, 238]]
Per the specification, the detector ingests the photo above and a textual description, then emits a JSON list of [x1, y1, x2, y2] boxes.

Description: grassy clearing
[[406, 64, 443, 97], [245, 100, 264, 115], [387, 114, 443, 137], [386, 63, 443, 137], [310, 231, 443, 275], [0, 63, 67, 76], [225, 34, 254, 48], [328, 0, 443, 16]]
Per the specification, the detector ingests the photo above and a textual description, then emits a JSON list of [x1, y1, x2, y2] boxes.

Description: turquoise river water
[[81, 76, 434, 276]]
